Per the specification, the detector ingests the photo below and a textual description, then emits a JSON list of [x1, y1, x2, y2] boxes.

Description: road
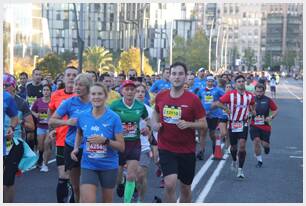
[[14, 78, 303, 203]]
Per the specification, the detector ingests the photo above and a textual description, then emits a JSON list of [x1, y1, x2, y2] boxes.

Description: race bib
[[231, 121, 244, 133], [6, 140, 13, 156], [39, 113, 48, 124], [122, 122, 137, 138], [254, 115, 265, 125], [163, 106, 182, 124], [86, 142, 107, 159], [205, 95, 213, 103], [28, 96, 37, 107]]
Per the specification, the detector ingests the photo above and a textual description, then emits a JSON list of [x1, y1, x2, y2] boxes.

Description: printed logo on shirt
[[86, 141, 107, 159], [254, 115, 265, 125], [91, 125, 100, 132], [122, 122, 137, 138]]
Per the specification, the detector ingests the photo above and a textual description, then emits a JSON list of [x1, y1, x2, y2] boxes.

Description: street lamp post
[[208, 18, 215, 73], [73, 3, 84, 72]]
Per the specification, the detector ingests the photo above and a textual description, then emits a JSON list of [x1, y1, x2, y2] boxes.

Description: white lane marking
[[283, 80, 303, 103], [289, 156, 303, 159], [24, 158, 56, 172], [195, 153, 229, 203], [176, 144, 224, 202]]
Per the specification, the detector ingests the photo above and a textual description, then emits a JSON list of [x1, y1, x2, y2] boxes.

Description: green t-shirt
[[110, 98, 148, 141]]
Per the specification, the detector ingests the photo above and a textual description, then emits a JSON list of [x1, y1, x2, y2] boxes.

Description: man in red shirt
[[152, 62, 207, 202], [212, 75, 255, 179], [250, 83, 278, 168], [48, 66, 78, 202]]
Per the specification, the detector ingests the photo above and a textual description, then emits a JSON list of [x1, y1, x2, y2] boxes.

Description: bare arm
[[48, 112, 76, 128], [176, 117, 207, 130], [152, 109, 162, 131], [23, 114, 35, 131]]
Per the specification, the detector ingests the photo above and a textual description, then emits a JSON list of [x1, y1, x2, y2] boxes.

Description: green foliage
[[172, 30, 209, 71], [242, 47, 256, 67], [36, 53, 65, 78], [118, 47, 154, 75], [282, 50, 296, 68], [83, 46, 114, 73], [59, 50, 77, 66]]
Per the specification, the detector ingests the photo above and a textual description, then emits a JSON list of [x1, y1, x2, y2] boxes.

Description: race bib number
[[163, 106, 182, 124], [6, 140, 13, 156], [231, 121, 244, 133], [205, 95, 213, 103], [254, 115, 265, 125], [39, 113, 48, 124], [122, 122, 137, 138], [86, 142, 107, 159], [28, 96, 37, 107]]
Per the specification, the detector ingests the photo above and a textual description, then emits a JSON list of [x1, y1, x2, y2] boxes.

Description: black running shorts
[[64, 144, 82, 171], [250, 126, 271, 143], [158, 149, 196, 185], [119, 139, 141, 166], [206, 117, 219, 131], [228, 126, 249, 146]]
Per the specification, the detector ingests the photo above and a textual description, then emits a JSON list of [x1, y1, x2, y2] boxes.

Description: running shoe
[[231, 161, 237, 172], [236, 168, 245, 178], [116, 183, 125, 197], [196, 150, 204, 160], [40, 164, 49, 172], [256, 161, 263, 168]]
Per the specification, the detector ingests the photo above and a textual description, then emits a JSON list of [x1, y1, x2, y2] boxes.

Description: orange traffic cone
[[213, 135, 223, 160]]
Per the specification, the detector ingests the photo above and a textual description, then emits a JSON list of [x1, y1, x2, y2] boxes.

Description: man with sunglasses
[[212, 75, 255, 178]]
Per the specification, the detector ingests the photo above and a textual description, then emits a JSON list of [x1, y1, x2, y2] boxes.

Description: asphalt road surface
[[14, 78, 303, 203]]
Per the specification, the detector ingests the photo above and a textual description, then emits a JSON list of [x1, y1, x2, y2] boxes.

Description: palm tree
[[83, 46, 114, 73]]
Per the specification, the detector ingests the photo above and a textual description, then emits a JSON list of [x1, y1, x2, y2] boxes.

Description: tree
[[172, 30, 210, 71], [263, 52, 273, 69], [242, 47, 256, 68], [282, 50, 296, 69], [118, 48, 154, 75], [59, 50, 77, 66], [13, 57, 33, 78], [83, 46, 114, 73], [36, 53, 65, 78]]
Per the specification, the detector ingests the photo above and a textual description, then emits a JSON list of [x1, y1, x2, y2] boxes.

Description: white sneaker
[[231, 161, 237, 172], [236, 168, 245, 178], [40, 164, 49, 172]]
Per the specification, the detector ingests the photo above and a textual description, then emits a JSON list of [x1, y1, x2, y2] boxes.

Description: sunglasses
[[4, 83, 12, 88]]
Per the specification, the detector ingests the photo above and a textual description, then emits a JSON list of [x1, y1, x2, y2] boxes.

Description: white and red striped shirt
[[219, 90, 255, 122]]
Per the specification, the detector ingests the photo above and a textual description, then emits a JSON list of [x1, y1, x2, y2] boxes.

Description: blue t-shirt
[[194, 77, 207, 88], [149, 79, 171, 94], [198, 87, 225, 118], [56, 96, 92, 147], [3, 91, 18, 155], [77, 107, 123, 170], [188, 82, 202, 96]]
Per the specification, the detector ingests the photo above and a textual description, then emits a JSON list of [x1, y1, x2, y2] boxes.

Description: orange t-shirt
[[49, 89, 76, 147]]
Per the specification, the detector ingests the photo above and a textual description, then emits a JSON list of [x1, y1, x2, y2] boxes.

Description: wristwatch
[[103, 139, 110, 146]]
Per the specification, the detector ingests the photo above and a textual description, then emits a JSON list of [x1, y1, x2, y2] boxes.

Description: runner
[[150, 67, 171, 94], [49, 73, 93, 202], [110, 80, 150, 203], [212, 75, 255, 178], [152, 62, 207, 202], [31, 84, 51, 172], [3, 74, 31, 203], [135, 84, 154, 203], [269, 74, 277, 99], [71, 83, 124, 203], [197, 75, 224, 159], [250, 83, 278, 167], [48, 66, 79, 203]]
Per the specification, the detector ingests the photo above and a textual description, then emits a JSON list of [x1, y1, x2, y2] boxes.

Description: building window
[[224, 7, 227, 14], [235, 6, 239, 13], [243, 12, 246, 18], [56, 13, 61, 20]]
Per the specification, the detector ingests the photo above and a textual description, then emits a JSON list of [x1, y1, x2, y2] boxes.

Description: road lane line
[[283, 80, 303, 103], [289, 156, 303, 159], [24, 158, 56, 172], [195, 153, 229, 203], [176, 144, 225, 202]]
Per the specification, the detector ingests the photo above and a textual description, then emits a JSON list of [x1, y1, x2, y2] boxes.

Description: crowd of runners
[[3, 62, 279, 203]]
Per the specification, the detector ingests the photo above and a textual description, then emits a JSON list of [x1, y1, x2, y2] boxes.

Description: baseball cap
[[3, 73, 17, 88], [121, 80, 136, 88]]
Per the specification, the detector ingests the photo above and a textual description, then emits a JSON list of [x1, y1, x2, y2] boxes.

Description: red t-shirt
[[155, 90, 205, 154], [49, 89, 76, 147], [219, 90, 255, 122], [250, 97, 278, 132]]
